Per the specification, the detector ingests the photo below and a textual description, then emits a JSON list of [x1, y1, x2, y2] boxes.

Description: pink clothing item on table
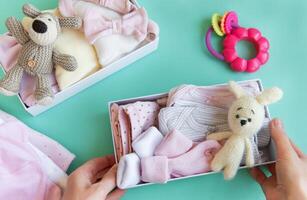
[[123, 101, 160, 141], [167, 81, 261, 108], [0, 34, 59, 107], [84, 7, 150, 44], [0, 110, 75, 172], [141, 140, 221, 183], [0, 110, 74, 200], [111, 101, 160, 160], [59, 0, 136, 17], [155, 130, 193, 158]]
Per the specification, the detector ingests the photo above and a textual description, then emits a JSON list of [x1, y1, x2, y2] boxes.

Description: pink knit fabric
[[0, 34, 59, 107], [141, 140, 221, 183]]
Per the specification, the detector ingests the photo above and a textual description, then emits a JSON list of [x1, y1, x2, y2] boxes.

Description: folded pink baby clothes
[[0, 34, 59, 107], [155, 129, 193, 158], [141, 140, 221, 183], [132, 126, 163, 158], [167, 81, 261, 108], [0, 110, 75, 200], [59, 0, 136, 17], [83, 7, 154, 44], [111, 101, 160, 160]]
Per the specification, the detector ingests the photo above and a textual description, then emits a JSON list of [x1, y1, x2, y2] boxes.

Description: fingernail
[[272, 119, 283, 129]]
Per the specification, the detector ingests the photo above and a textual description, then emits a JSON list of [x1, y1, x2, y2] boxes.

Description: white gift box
[[1, 0, 159, 116], [108, 79, 277, 188]]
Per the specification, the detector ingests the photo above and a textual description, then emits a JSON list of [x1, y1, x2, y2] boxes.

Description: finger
[[72, 155, 115, 184], [270, 119, 296, 159], [249, 167, 267, 186], [290, 140, 305, 158], [95, 165, 118, 197], [106, 189, 126, 200], [46, 185, 62, 200]]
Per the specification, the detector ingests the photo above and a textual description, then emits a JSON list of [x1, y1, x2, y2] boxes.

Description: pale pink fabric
[[59, 0, 136, 17], [84, 7, 149, 44], [111, 102, 160, 160], [155, 130, 193, 158], [167, 81, 261, 108], [0, 110, 75, 171], [0, 110, 74, 200], [141, 140, 221, 183], [0, 34, 60, 107]]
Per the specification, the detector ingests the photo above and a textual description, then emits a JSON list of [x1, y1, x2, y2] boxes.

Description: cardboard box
[[108, 79, 277, 188], [1, 0, 159, 116]]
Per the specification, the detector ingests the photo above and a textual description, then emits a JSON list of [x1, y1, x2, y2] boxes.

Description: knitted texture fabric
[[0, 4, 81, 105]]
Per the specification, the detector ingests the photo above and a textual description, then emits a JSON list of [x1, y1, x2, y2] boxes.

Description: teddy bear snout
[[240, 119, 247, 126], [32, 20, 47, 34]]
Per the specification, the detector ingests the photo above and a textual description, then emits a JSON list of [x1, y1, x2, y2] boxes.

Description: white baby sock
[[117, 153, 141, 189], [132, 127, 164, 158]]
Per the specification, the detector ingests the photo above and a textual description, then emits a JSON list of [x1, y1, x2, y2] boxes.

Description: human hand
[[250, 119, 307, 200], [62, 155, 125, 200]]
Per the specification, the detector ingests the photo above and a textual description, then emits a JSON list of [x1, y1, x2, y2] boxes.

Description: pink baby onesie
[[0, 34, 60, 107], [0, 110, 75, 200]]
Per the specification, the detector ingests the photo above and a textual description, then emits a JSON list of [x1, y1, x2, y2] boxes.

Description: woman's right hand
[[250, 119, 307, 200]]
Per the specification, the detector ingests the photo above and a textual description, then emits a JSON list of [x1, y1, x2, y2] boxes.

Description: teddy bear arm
[[6, 17, 29, 45], [52, 50, 78, 72], [207, 131, 232, 141], [244, 138, 255, 167]]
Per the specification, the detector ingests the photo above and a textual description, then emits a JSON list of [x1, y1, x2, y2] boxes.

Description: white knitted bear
[[207, 81, 283, 180]]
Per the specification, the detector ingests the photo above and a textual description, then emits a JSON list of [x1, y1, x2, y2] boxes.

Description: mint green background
[[0, 0, 306, 199]]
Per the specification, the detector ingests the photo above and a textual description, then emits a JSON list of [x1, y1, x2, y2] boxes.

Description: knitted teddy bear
[[207, 81, 283, 180], [0, 4, 82, 105]]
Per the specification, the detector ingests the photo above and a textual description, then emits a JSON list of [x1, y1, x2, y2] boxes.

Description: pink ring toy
[[205, 27, 270, 73]]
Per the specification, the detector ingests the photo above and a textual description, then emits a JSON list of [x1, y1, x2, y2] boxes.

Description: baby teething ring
[[205, 11, 270, 73], [205, 26, 269, 73]]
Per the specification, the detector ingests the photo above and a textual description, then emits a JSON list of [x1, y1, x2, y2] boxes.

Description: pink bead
[[257, 37, 270, 51], [233, 27, 248, 38], [248, 28, 262, 41], [223, 35, 238, 49], [246, 58, 261, 72], [257, 52, 269, 64], [223, 48, 237, 62], [230, 57, 247, 72]]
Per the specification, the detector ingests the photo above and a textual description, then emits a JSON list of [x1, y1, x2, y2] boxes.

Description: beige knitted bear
[[0, 4, 82, 105], [207, 81, 283, 180]]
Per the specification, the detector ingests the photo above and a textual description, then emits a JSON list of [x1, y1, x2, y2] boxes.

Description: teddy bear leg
[[0, 65, 24, 96], [35, 74, 54, 106]]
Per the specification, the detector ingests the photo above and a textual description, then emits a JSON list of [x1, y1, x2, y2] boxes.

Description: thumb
[[270, 119, 296, 159]]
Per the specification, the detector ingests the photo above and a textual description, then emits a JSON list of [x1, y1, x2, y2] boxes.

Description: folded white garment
[[132, 127, 164, 158], [117, 153, 141, 189]]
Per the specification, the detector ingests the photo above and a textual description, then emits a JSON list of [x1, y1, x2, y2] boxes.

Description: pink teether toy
[[205, 11, 270, 73]]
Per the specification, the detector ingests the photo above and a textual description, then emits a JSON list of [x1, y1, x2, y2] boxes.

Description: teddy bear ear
[[229, 81, 247, 99], [23, 4, 42, 18], [256, 87, 283, 106], [59, 17, 82, 29]]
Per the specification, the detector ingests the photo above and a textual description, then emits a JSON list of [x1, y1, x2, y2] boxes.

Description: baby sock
[[132, 127, 163, 158], [117, 153, 141, 189], [141, 140, 221, 183], [154, 129, 193, 158]]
